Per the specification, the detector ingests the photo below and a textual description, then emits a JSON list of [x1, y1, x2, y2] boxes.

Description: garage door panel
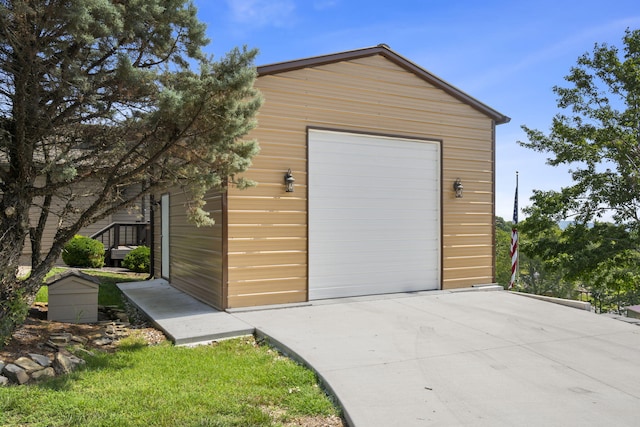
[[309, 211, 438, 225], [309, 191, 439, 206], [309, 129, 441, 300], [312, 256, 440, 278], [312, 230, 440, 246], [312, 178, 435, 193], [314, 145, 437, 168], [312, 245, 439, 263], [313, 192, 438, 207], [313, 229, 438, 247], [312, 214, 440, 228], [311, 269, 440, 300]]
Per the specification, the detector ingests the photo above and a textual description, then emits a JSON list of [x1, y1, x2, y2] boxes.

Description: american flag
[[509, 174, 518, 289]]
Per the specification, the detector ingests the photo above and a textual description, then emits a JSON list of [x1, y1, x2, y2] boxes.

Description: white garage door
[[308, 129, 441, 300]]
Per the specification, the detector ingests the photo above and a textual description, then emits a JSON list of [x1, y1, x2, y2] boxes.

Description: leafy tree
[[520, 28, 640, 226], [495, 216, 513, 287], [0, 0, 262, 344], [497, 215, 581, 299], [590, 250, 640, 312], [519, 28, 640, 309], [519, 213, 640, 309]]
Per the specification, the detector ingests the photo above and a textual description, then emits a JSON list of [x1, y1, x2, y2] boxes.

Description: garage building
[[153, 45, 510, 310]]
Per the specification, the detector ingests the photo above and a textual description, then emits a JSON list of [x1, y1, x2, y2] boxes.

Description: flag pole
[[515, 171, 519, 286], [509, 171, 519, 290]]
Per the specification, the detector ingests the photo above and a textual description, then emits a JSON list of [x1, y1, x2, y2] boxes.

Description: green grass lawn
[[0, 337, 340, 426], [6, 269, 342, 426]]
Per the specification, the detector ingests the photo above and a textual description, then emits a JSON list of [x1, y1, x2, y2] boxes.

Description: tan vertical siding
[[24, 179, 111, 265], [225, 54, 496, 307], [112, 183, 150, 223], [161, 188, 225, 309]]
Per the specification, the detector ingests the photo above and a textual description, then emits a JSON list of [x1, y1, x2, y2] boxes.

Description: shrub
[[62, 235, 105, 268], [122, 246, 150, 273], [0, 289, 29, 347]]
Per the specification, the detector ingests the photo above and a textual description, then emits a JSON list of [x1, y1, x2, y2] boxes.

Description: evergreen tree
[[0, 0, 262, 344]]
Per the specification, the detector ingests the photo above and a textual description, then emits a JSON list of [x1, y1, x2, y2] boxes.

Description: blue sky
[[193, 0, 640, 220]]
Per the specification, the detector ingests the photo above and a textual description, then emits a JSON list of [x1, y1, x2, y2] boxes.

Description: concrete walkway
[[118, 281, 640, 427], [117, 279, 253, 345]]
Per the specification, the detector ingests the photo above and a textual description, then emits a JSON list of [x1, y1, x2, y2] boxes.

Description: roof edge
[[257, 45, 510, 125]]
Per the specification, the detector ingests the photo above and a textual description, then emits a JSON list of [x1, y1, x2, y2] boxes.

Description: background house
[[22, 183, 150, 267], [153, 45, 510, 310]]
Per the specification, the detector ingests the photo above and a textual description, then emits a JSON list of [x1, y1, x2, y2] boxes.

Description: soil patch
[[0, 304, 165, 364]]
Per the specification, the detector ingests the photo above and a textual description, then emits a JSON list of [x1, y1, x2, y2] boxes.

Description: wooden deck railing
[[90, 222, 150, 265]]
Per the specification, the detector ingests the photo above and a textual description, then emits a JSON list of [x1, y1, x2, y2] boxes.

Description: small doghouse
[[46, 270, 100, 323]]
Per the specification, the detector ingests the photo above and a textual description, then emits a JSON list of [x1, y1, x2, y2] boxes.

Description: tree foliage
[[519, 217, 640, 311], [494, 216, 513, 287], [517, 29, 640, 311], [0, 0, 262, 344], [520, 28, 640, 226]]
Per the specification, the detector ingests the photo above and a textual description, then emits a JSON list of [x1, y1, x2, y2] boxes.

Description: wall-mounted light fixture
[[284, 169, 295, 192], [453, 178, 463, 198]]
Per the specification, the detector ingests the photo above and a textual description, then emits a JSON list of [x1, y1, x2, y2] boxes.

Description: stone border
[[1, 322, 131, 386]]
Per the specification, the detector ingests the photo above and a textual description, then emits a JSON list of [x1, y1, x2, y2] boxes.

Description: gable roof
[[257, 44, 510, 125]]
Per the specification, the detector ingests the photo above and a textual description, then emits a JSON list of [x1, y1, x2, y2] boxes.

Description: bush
[[0, 289, 29, 347], [122, 246, 150, 273], [62, 235, 105, 268]]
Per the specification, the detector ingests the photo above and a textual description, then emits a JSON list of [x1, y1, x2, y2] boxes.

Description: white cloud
[[225, 0, 296, 28]]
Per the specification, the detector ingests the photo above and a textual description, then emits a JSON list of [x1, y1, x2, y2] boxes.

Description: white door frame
[[161, 193, 170, 279]]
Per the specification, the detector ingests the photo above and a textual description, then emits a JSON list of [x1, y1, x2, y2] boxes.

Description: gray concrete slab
[[233, 290, 640, 427], [117, 279, 253, 345], [116, 280, 640, 426]]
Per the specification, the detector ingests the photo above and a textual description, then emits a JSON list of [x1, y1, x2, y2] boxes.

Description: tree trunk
[[0, 186, 58, 345], [0, 198, 32, 345]]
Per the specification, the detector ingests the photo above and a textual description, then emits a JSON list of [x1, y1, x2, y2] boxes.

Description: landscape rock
[[31, 367, 56, 381], [116, 312, 129, 322], [2, 351, 87, 385], [104, 322, 130, 339], [29, 353, 52, 368], [99, 306, 131, 324], [44, 340, 61, 351], [3, 312, 165, 386], [71, 335, 88, 345], [53, 350, 85, 376], [3, 363, 30, 385], [93, 337, 113, 346], [14, 356, 44, 374], [53, 352, 75, 374], [49, 332, 73, 345]]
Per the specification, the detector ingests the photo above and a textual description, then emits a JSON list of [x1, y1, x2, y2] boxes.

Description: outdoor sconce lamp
[[453, 178, 463, 198], [284, 169, 295, 192]]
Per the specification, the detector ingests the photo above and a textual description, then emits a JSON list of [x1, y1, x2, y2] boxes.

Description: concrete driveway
[[232, 289, 640, 426]]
